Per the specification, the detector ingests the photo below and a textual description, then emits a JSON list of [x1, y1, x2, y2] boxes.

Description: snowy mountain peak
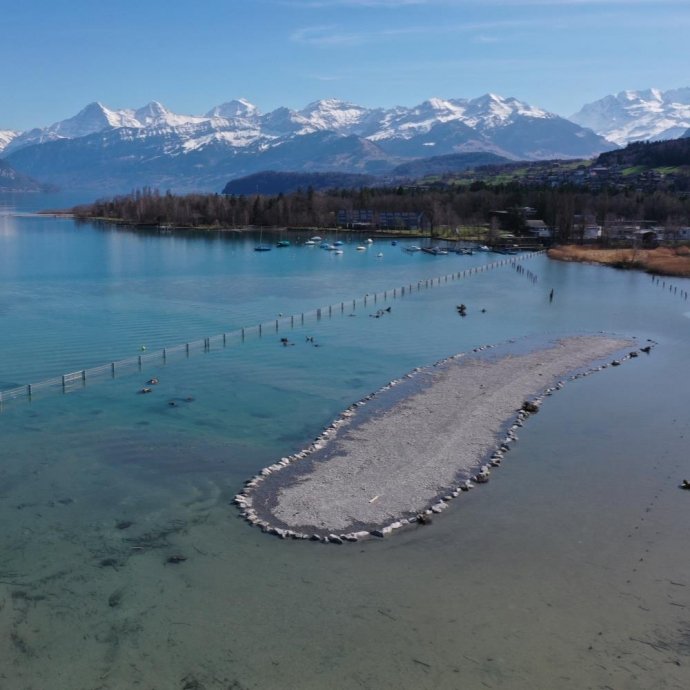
[[296, 99, 372, 133], [0, 129, 20, 153], [206, 99, 259, 120], [134, 101, 170, 125], [59, 101, 132, 135], [419, 97, 464, 114], [572, 87, 690, 145]]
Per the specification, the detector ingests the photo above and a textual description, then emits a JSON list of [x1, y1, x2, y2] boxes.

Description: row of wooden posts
[[0, 252, 545, 409]]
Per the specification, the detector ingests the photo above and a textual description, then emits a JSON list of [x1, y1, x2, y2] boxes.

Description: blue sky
[[1, 0, 688, 130]]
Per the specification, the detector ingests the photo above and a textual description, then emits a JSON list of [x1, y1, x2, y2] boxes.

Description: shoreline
[[235, 335, 651, 543]]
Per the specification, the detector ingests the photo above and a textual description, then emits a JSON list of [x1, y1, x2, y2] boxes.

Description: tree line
[[73, 183, 690, 241]]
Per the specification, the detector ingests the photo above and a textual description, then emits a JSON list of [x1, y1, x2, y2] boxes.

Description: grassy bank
[[548, 245, 690, 277]]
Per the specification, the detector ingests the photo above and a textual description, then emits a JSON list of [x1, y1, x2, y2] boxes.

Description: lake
[[1, 192, 690, 689]]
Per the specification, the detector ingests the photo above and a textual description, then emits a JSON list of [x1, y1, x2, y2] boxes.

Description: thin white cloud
[[291, 19, 534, 46], [290, 25, 367, 46], [291, 8, 690, 47]]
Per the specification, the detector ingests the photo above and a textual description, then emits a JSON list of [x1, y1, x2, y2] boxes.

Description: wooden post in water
[[27, 384, 32, 399], [163, 348, 167, 361], [275, 320, 279, 332], [241, 328, 245, 341], [62, 375, 66, 392], [186, 343, 190, 356], [138, 355, 142, 370], [259, 324, 262, 336], [329, 305, 332, 317], [82, 370, 86, 383], [111, 362, 115, 378], [291, 315, 294, 327]]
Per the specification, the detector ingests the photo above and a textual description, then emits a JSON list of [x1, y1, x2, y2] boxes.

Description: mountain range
[[571, 88, 690, 146], [0, 94, 610, 192], [1, 89, 688, 193]]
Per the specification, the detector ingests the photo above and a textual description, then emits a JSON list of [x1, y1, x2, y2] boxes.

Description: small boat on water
[[255, 228, 271, 251], [404, 245, 421, 253], [333, 240, 343, 246], [366, 238, 373, 244], [421, 246, 448, 256], [334, 249, 344, 255], [304, 240, 316, 246], [356, 245, 366, 251], [276, 240, 290, 247], [311, 236, 322, 242], [476, 245, 491, 252]]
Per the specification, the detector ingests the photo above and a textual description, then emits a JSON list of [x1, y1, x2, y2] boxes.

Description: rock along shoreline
[[234, 335, 654, 544]]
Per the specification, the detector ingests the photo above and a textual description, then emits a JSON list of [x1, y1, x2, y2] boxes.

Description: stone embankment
[[234, 335, 653, 543]]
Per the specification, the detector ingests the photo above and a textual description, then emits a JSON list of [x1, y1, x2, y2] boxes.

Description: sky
[[1, 0, 689, 131]]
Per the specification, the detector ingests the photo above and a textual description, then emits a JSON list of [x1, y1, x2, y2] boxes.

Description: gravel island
[[236, 335, 644, 542]]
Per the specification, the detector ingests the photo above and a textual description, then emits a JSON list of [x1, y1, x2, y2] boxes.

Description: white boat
[[377, 252, 383, 258], [311, 236, 322, 242], [404, 245, 421, 253], [334, 249, 344, 255], [356, 245, 366, 251], [304, 240, 316, 246], [366, 238, 373, 244]]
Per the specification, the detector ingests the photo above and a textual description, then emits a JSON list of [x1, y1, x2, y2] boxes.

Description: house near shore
[[583, 225, 602, 241], [524, 219, 553, 239], [337, 209, 425, 230], [603, 220, 666, 245]]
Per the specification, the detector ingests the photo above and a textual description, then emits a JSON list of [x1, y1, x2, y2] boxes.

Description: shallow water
[[1, 195, 690, 689]]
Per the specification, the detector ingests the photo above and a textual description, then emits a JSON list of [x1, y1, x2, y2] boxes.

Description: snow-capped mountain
[[205, 98, 259, 121], [0, 129, 20, 153], [2, 94, 612, 192], [571, 88, 690, 146]]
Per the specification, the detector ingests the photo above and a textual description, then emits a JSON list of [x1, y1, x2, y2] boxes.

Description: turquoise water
[[1, 194, 690, 689]]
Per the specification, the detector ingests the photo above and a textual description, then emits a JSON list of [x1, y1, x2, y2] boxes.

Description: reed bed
[[548, 245, 690, 277]]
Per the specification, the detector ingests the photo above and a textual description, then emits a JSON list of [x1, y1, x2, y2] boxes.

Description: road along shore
[[235, 335, 651, 543]]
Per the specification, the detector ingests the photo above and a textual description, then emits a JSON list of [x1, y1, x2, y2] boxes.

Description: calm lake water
[[1, 193, 690, 689]]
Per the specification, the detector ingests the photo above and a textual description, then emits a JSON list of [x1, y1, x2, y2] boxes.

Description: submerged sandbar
[[237, 335, 644, 541]]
